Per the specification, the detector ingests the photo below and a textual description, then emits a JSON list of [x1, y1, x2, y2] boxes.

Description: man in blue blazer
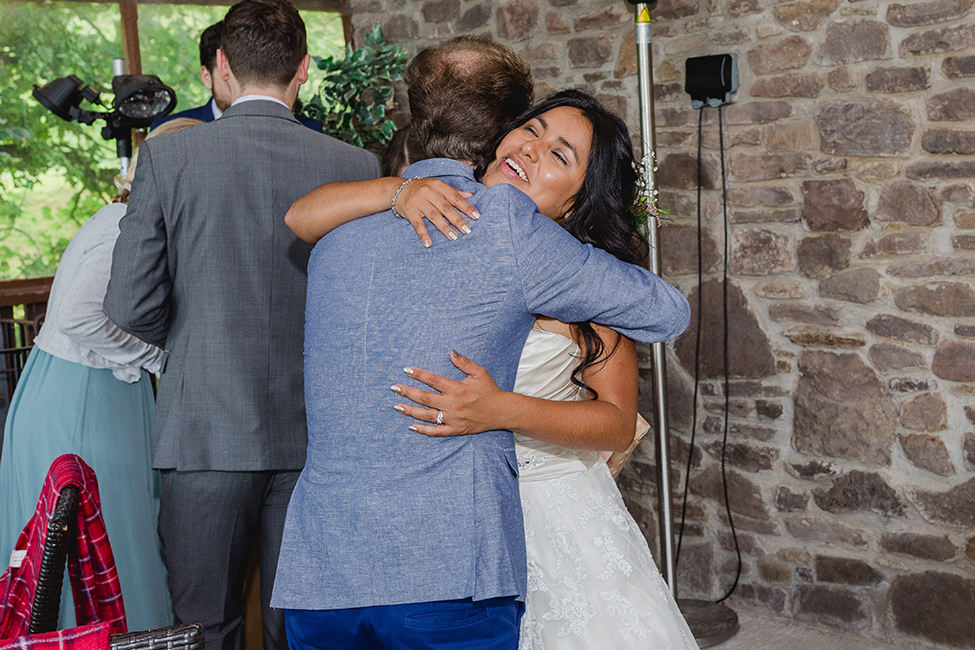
[[151, 20, 323, 132], [271, 37, 690, 648]]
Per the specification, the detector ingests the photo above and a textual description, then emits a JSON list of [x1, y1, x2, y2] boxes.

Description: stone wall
[[344, 0, 975, 646]]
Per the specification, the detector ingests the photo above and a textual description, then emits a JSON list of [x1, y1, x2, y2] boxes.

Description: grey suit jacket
[[105, 100, 380, 471], [271, 158, 690, 610]]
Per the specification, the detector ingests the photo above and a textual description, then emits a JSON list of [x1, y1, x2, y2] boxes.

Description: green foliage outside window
[[301, 25, 406, 151], [0, 1, 345, 280]]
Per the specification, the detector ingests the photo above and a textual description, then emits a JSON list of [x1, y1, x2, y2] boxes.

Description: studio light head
[[33, 73, 175, 131]]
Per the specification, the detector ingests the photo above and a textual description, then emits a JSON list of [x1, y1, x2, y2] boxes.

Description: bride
[[286, 90, 698, 649]]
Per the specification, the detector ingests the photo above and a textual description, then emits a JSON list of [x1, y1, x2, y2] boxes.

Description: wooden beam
[[37, 0, 344, 10], [119, 0, 141, 73]]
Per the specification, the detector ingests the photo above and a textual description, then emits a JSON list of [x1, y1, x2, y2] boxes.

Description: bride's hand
[[391, 350, 504, 436], [396, 178, 479, 248]]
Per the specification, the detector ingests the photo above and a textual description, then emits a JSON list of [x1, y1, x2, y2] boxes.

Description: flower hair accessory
[[631, 151, 668, 232]]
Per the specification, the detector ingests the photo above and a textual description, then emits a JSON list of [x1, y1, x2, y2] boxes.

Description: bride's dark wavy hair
[[477, 89, 647, 397]]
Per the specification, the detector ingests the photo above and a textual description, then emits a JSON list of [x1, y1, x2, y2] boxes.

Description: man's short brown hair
[[404, 37, 533, 166], [221, 0, 307, 88]]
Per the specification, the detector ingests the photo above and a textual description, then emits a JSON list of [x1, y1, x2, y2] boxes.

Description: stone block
[[496, 0, 539, 41], [876, 181, 941, 226], [788, 459, 837, 480], [723, 101, 792, 125], [813, 470, 905, 517], [765, 122, 817, 151], [901, 24, 975, 56], [660, 225, 721, 275], [544, 10, 570, 34], [689, 464, 769, 520], [421, 0, 460, 22], [784, 517, 867, 546], [676, 543, 714, 596], [965, 432, 975, 470], [891, 572, 975, 646], [819, 268, 880, 304], [573, 4, 627, 31], [656, 152, 717, 189], [794, 352, 897, 465], [458, 4, 490, 29], [756, 400, 783, 420], [968, 538, 975, 564], [748, 36, 812, 75], [865, 314, 938, 345], [752, 73, 824, 99], [567, 37, 612, 67], [773, 0, 839, 31], [730, 209, 801, 224], [820, 21, 888, 64], [928, 88, 975, 121], [797, 234, 852, 277], [943, 184, 974, 204], [922, 127, 975, 154], [860, 231, 924, 258], [784, 329, 865, 348], [827, 66, 856, 91], [868, 343, 925, 372], [654, 0, 699, 20], [770, 303, 841, 326], [933, 340, 975, 381], [703, 441, 778, 473], [775, 487, 809, 512], [888, 377, 933, 392], [815, 99, 914, 156], [728, 186, 793, 208], [943, 55, 975, 78], [801, 179, 868, 231], [719, 530, 766, 554], [735, 583, 788, 612], [899, 393, 948, 432], [731, 228, 795, 275], [887, 0, 974, 27], [795, 585, 870, 628], [901, 433, 955, 475], [814, 555, 882, 585], [914, 477, 975, 526], [954, 235, 975, 250], [755, 282, 806, 299], [758, 556, 794, 583], [731, 152, 807, 182], [895, 282, 975, 317], [382, 14, 418, 39], [906, 159, 975, 180], [881, 532, 956, 560], [865, 66, 930, 93]]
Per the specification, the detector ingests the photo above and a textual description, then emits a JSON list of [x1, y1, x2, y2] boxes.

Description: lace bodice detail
[[512, 329, 602, 478]]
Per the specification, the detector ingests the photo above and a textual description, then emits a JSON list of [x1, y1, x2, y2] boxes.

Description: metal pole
[[632, 1, 677, 596]]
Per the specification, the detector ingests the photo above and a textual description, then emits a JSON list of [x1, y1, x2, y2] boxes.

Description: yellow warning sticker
[[637, 6, 651, 23]]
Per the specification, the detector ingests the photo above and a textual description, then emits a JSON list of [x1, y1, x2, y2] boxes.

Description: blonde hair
[[114, 117, 204, 202]]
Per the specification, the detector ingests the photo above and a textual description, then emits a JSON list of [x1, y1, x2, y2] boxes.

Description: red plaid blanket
[[0, 623, 110, 650], [0, 455, 126, 639]]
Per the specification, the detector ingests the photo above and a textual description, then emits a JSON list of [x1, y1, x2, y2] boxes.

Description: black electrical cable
[[675, 107, 704, 567], [672, 103, 742, 603], [716, 103, 742, 603]]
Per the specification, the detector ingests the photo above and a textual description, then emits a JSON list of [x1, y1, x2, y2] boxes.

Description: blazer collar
[[221, 98, 300, 124]]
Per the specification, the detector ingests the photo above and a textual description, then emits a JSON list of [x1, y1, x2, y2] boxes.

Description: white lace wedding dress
[[513, 328, 700, 649]]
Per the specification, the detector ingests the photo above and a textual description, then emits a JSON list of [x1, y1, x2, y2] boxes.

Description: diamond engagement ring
[[436, 410, 445, 425]]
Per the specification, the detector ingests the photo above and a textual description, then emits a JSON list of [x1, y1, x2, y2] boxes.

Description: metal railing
[[0, 276, 52, 399]]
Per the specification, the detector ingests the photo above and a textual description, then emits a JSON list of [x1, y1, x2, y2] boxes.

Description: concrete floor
[[707, 603, 920, 650]]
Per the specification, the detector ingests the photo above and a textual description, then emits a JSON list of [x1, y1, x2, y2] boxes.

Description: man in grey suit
[[271, 38, 690, 649], [103, 2, 379, 649]]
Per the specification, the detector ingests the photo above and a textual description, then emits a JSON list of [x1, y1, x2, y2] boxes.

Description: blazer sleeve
[[103, 142, 173, 349], [505, 188, 690, 344]]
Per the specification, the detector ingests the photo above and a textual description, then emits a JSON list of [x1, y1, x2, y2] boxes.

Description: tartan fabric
[[0, 623, 110, 650], [0, 455, 126, 639]]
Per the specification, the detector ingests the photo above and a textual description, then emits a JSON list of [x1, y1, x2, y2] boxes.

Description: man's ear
[[215, 48, 233, 82], [200, 65, 214, 92], [295, 53, 311, 86]]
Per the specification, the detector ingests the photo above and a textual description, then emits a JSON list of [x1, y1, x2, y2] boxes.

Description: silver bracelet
[[391, 177, 420, 219]]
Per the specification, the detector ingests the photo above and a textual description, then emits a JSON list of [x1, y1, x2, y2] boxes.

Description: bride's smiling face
[[480, 106, 593, 221]]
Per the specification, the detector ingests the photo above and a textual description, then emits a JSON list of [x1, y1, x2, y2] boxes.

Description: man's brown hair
[[221, 0, 307, 88], [404, 36, 533, 166]]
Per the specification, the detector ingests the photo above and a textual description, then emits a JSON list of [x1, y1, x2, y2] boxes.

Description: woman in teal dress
[[0, 117, 202, 630]]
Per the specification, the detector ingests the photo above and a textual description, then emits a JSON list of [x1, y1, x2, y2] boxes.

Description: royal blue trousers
[[284, 597, 521, 650]]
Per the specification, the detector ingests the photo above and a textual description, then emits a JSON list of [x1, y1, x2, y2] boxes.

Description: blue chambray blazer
[[271, 158, 690, 611]]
